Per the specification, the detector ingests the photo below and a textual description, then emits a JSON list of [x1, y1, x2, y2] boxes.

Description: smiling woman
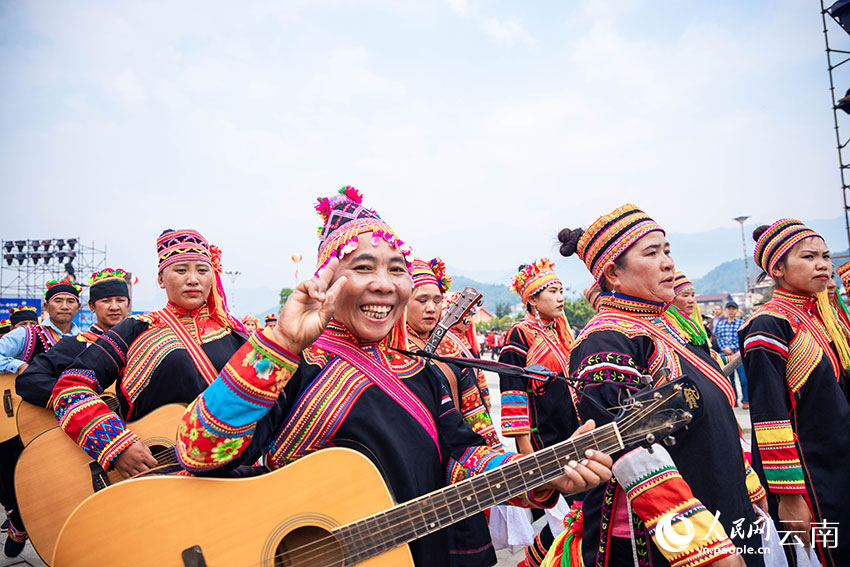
[[176, 186, 614, 567]]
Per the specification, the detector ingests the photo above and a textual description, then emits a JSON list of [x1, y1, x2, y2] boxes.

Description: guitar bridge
[[89, 462, 110, 492], [182, 545, 207, 567], [3, 389, 12, 417]]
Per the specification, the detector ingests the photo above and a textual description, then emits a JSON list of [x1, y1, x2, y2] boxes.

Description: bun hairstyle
[[517, 264, 529, 272], [752, 225, 769, 242], [557, 228, 584, 257]]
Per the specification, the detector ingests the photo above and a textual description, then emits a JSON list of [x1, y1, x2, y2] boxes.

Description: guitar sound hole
[[275, 526, 344, 567]]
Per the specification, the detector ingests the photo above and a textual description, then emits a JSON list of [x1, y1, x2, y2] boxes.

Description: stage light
[[29, 240, 41, 251], [14, 241, 25, 252], [3, 254, 13, 266], [55, 239, 65, 250], [42, 251, 53, 262], [64, 262, 75, 277], [3, 242, 13, 253], [56, 252, 66, 263], [30, 252, 41, 264], [41, 239, 51, 250], [67, 238, 77, 250], [66, 251, 76, 262], [14, 253, 25, 265]]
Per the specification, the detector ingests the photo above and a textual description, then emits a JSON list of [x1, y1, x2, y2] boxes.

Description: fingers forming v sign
[[273, 257, 348, 354]]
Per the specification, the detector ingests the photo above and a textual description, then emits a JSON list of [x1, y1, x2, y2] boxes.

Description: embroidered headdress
[[241, 313, 260, 326], [156, 229, 242, 332], [314, 186, 412, 277], [511, 259, 561, 304], [837, 261, 850, 290], [560, 204, 664, 284], [9, 306, 38, 326], [753, 219, 822, 278], [264, 313, 278, 325], [673, 271, 694, 296], [88, 268, 130, 302], [410, 257, 451, 293], [0, 319, 9, 335], [44, 276, 81, 302]]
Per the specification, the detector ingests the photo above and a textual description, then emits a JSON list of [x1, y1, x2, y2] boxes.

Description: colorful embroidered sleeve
[[0, 326, 27, 373], [474, 368, 491, 409], [740, 315, 806, 493], [178, 328, 299, 473], [614, 446, 736, 567], [498, 325, 531, 436], [51, 319, 144, 468]]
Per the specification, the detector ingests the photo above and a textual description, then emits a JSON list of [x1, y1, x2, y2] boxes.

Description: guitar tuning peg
[[640, 374, 653, 385], [663, 436, 677, 447]]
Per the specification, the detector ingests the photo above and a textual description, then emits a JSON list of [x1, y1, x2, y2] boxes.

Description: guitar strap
[[314, 334, 441, 458], [158, 308, 219, 385], [519, 319, 581, 416], [595, 312, 736, 408]]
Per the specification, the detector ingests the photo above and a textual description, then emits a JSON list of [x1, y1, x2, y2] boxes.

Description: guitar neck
[[336, 421, 623, 564], [422, 325, 448, 354]]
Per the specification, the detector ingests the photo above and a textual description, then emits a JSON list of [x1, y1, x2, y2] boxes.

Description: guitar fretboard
[[334, 421, 623, 564]]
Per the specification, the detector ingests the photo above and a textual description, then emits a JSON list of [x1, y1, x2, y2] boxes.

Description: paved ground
[[0, 362, 751, 567]]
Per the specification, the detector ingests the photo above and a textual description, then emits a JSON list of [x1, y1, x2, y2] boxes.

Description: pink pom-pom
[[315, 197, 332, 222], [339, 185, 363, 204]]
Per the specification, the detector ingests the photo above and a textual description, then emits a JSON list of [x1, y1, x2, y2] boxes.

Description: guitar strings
[[248, 390, 682, 567]]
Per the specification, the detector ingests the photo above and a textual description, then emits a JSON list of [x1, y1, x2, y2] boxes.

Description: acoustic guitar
[[15, 403, 186, 564], [0, 372, 22, 443], [53, 377, 703, 567]]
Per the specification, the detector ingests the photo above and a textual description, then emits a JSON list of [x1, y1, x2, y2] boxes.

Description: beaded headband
[[577, 204, 665, 284], [156, 229, 211, 273], [673, 271, 694, 296], [264, 313, 278, 324], [583, 284, 603, 311], [241, 313, 260, 325], [511, 259, 561, 304], [410, 257, 451, 293], [44, 276, 81, 301], [88, 268, 130, 302], [315, 186, 412, 277], [754, 219, 821, 278], [0, 319, 9, 329]]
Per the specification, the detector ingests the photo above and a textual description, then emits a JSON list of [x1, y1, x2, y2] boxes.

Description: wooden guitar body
[[17, 385, 118, 446], [53, 447, 412, 567], [15, 403, 185, 565], [0, 372, 22, 443]]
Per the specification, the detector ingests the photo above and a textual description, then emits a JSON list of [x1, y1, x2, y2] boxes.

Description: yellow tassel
[[816, 290, 850, 370]]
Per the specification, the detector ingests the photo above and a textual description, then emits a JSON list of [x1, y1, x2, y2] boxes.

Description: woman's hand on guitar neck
[[273, 257, 348, 355], [540, 420, 613, 495], [113, 440, 157, 480]]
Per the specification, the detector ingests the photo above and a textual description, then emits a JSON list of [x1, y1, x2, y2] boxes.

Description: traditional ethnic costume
[[177, 187, 559, 567], [408, 258, 499, 567], [51, 230, 245, 471], [833, 261, 850, 331], [0, 320, 9, 337], [498, 259, 577, 567], [17, 269, 130, 407], [740, 219, 850, 566], [0, 278, 82, 555], [664, 272, 710, 348], [264, 313, 278, 329], [240, 313, 261, 335], [560, 204, 764, 567]]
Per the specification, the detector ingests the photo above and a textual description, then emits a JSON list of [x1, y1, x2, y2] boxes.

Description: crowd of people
[[0, 187, 846, 567]]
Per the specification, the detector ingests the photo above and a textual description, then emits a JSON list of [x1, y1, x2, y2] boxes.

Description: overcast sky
[[1, 0, 846, 312]]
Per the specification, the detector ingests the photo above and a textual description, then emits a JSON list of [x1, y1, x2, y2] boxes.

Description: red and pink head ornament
[[314, 186, 413, 276], [410, 257, 451, 293]]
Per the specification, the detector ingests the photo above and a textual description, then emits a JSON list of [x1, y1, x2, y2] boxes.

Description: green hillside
[[692, 259, 749, 295], [450, 275, 518, 313]]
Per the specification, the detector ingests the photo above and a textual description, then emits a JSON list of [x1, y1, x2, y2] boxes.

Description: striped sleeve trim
[[745, 462, 766, 503], [752, 420, 806, 493], [614, 446, 736, 567], [500, 390, 530, 436], [742, 332, 788, 358]]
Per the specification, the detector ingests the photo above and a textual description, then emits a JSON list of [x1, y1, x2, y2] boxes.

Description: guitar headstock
[[423, 287, 483, 353], [613, 376, 704, 450]]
